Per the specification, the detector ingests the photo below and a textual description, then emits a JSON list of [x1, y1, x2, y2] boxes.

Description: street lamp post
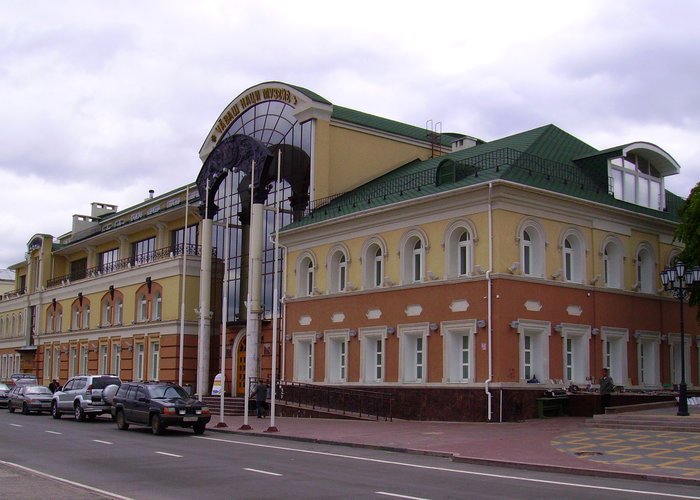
[[660, 261, 700, 417]]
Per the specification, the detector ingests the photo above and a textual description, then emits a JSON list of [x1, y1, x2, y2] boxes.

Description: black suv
[[111, 381, 210, 435]]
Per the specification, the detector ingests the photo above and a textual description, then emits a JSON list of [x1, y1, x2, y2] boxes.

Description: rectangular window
[[69, 346, 77, 377], [306, 343, 313, 380], [172, 225, 198, 253], [565, 338, 573, 381], [53, 347, 60, 379], [523, 246, 531, 275], [80, 345, 88, 374], [44, 348, 51, 379], [132, 237, 156, 265], [99, 248, 119, 273], [135, 343, 144, 381], [524, 335, 532, 380], [149, 341, 160, 380], [111, 344, 121, 376], [461, 335, 470, 380], [340, 342, 346, 380], [374, 257, 382, 287], [99, 345, 108, 374], [375, 339, 383, 380], [70, 258, 87, 281], [415, 336, 423, 381]]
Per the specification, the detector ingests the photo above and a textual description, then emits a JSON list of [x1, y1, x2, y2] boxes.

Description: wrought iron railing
[[46, 243, 205, 289], [275, 379, 393, 421], [303, 147, 606, 219]]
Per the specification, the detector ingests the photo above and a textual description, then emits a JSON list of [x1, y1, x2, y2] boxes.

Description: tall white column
[[246, 202, 265, 380], [196, 217, 213, 398]]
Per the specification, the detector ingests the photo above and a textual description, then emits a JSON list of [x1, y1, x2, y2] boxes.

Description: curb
[[208, 426, 700, 487]]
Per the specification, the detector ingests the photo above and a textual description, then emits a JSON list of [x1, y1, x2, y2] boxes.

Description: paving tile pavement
[[211, 411, 700, 485]]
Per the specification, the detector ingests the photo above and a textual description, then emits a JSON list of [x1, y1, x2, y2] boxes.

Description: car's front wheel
[[192, 421, 206, 435], [116, 410, 129, 430], [51, 401, 62, 419], [8, 402, 15, 413], [22, 402, 30, 415], [150, 414, 165, 435], [74, 404, 86, 422]]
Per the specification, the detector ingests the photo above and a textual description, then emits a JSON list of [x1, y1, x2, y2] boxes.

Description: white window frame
[[80, 345, 88, 374], [559, 323, 590, 385], [101, 300, 111, 327], [324, 330, 350, 383], [292, 332, 317, 383], [517, 220, 545, 278], [327, 247, 349, 293], [444, 220, 476, 278], [153, 292, 162, 320], [635, 330, 661, 387], [361, 237, 387, 290], [398, 323, 429, 383], [359, 326, 387, 383], [608, 154, 665, 210], [560, 230, 585, 284], [53, 346, 60, 379], [635, 244, 656, 293], [149, 340, 160, 380], [111, 343, 121, 376], [600, 327, 629, 387], [43, 347, 51, 379], [69, 346, 78, 377], [442, 320, 477, 383], [115, 298, 123, 325], [515, 319, 550, 383], [602, 236, 624, 289], [296, 252, 317, 297], [134, 342, 144, 381], [99, 344, 108, 374], [138, 294, 148, 322], [400, 229, 428, 285], [82, 305, 90, 329], [668, 333, 691, 387]]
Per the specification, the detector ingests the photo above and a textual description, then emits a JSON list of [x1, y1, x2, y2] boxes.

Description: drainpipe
[[484, 182, 494, 421]]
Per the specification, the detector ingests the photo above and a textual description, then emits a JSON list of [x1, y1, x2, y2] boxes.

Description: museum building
[[0, 81, 697, 420]]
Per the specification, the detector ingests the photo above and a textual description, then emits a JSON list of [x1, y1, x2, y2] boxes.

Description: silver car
[[51, 374, 122, 421], [8, 384, 53, 414]]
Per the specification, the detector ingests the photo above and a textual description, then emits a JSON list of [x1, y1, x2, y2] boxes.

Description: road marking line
[[45, 430, 62, 435], [243, 467, 282, 476], [9, 423, 22, 427], [155, 451, 183, 458], [93, 439, 113, 445], [377, 492, 429, 500], [0, 460, 133, 500], [195, 436, 700, 499]]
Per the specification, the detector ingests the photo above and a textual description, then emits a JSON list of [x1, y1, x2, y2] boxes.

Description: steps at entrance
[[201, 396, 255, 416], [585, 412, 700, 433]]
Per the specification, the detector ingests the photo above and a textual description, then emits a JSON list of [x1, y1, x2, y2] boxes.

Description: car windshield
[[148, 385, 189, 399], [26, 386, 52, 395], [91, 377, 121, 389], [0, 383, 9, 390]]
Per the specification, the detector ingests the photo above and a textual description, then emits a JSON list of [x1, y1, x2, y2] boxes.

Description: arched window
[[561, 230, 585, 283], [518, 221, 545, 278], [82, 305, 90, 329], [138, 294, 148, 322], [400, 230, 428, 284], [153, 292, 162, 320], [327, 246, 350, 293], [361, 237, 387, 289], [296, 252, 316, 296], [71, 304, 80, 330], [636, 244, 655, 293], [602, 237, 624, 289]]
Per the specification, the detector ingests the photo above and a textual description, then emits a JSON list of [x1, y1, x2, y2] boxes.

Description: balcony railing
[[46, 243, 205, 289], [0, 288, 26, 301]]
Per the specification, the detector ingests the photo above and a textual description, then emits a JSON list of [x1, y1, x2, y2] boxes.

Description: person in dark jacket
[[49, 379, 60, 393], [599, 368, 614, 412], [254, 379, 268, 418]]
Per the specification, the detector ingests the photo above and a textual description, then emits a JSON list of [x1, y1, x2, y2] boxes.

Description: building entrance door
[[236, 337, 246, 396]]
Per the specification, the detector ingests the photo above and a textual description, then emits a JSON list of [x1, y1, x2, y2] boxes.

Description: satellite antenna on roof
[[426, 119, 442, 158]]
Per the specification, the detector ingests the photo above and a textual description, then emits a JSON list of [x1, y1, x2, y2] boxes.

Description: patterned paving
[[552, 428, 700, 477]]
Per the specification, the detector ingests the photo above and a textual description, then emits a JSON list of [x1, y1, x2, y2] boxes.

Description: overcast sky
[[1, 1, 699, 269]]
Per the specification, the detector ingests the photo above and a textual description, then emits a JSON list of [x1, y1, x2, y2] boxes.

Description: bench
[[536, 397, 568, 418]]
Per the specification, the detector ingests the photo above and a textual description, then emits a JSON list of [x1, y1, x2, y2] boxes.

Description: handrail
[[270, 379, 392, 421], [46, 243, 207, 289]]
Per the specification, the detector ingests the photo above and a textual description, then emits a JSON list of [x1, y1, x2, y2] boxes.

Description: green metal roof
[[284, 124, 683, 230], [331, 105, 464, 148]]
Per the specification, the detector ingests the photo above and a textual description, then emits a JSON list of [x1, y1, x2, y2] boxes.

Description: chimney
[[149, 189, 155, 199]]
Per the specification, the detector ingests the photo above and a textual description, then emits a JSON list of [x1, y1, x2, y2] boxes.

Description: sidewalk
[[209, 406, 700, 485]]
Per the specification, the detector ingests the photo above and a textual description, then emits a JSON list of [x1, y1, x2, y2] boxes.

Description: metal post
[[267, 149, 282, 433]]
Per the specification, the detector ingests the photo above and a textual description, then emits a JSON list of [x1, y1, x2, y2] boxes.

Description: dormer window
[[608, 151, 667, 210]]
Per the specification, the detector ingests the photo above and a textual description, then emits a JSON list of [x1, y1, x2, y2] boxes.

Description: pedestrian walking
[[254, 379, 268, 418], [599, 368, 614, 413], [49, 378, 60, 393]]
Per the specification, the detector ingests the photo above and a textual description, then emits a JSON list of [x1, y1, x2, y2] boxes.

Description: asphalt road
[[1, 410, 699, 500]]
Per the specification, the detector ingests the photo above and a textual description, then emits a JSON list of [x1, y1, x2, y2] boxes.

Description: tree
[[675, 180, 700, 309]]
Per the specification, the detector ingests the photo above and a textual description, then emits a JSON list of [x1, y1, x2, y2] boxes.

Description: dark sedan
[[8, 384, 53, 414]]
